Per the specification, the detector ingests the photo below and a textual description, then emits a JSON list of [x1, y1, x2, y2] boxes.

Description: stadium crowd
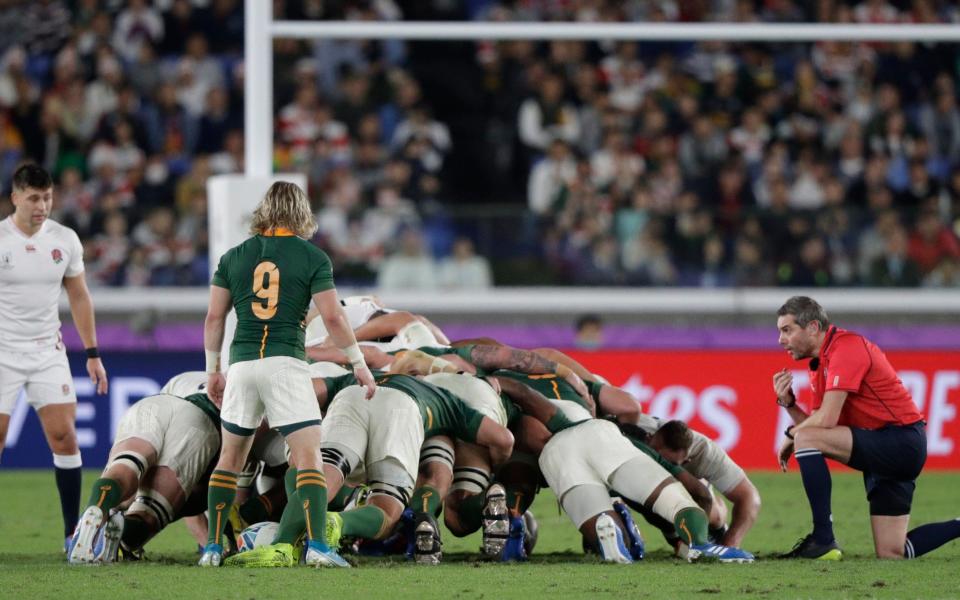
[[1, 0, 959, 287]]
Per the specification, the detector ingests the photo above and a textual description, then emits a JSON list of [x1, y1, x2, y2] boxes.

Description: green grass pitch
[[1, 470, 959, 599]]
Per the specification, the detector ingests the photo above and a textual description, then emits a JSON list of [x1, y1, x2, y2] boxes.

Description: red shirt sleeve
[[824, 335, 870, 393]]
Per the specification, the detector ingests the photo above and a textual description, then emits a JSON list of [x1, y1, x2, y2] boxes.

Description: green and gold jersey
[[182, 393, 221, 428], [211, 233, 334, 364], [494, 370, 592, 433], [621, 431, 684, 477], [322, 372, 486, 442]]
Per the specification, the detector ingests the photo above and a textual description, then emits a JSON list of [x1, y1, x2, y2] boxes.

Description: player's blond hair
[[249, 181, 318, 238]]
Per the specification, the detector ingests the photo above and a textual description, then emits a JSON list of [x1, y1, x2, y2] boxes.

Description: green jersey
[[211, 234, 334, 364], [618, 427, 684, 477], [493, 370, 587, 407], [323, 372, 486, 442], [183, 393, 221, 428]]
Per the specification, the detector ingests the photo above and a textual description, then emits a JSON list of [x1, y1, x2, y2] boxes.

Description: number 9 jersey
[[211, 231, 334, 365]]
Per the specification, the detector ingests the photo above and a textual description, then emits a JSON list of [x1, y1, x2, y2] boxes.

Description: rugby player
[[199, 181, 374, 568]]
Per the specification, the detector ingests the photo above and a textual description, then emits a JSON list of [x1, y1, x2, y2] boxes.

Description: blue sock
[[53, 453, 83, 538], [904, 519, 960, 558], [795, 448, 834, 544]]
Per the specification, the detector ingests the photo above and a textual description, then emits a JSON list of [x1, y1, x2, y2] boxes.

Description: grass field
[[2, 470, 959, 599]]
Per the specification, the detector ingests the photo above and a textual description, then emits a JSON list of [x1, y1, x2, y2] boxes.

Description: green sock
[[296, 469, 328, 547], [329, 484, 357, 511], [674, 507, 709, 546], [239, 494, 273, 525], [411, 485, 442, 517], [86, 477, 125, 512], [284, 467, 298, 496], [274, 489, 305, 544], [206, 469, 238, 546], [341, 505, 388, 539], [456, 493, 485, 533]]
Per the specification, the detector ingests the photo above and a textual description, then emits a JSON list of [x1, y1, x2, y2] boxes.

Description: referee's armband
[[85, 347, 100, 359]]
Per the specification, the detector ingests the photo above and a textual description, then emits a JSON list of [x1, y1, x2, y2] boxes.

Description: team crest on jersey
[[51, 248, 63, 264]]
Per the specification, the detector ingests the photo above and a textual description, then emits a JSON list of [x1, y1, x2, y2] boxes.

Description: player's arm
[[351, 311, 418, 341], [474, 417, 514, 466], [63, 273, 108, 394], [471, 344, 593, 409], [203, 284, 232, 405], [674, 469, 713, 514], [532, 347, 601, 383], [493, 376, 559, 427], [313, 289, 375, 398], [720, 478, 761, 548], [416, 314, 450, 345]]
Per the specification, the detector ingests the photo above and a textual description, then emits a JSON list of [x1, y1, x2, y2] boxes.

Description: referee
[[774, 296, 960, 559]]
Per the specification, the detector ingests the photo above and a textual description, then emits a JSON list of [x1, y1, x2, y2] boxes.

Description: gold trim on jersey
[[259, 326, 269, 359]]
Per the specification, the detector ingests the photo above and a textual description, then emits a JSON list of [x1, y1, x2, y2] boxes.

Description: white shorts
[[423, 373, 508, 426], [221, 356, 321, 435], [321, 386, 424, 486], [114, 394, 221, 495], [539, 419, 645, 501], [684, 430, 747, 494], [0, 346, 76, 415]]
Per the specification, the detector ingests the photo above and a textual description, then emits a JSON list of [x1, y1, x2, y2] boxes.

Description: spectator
[[518, 71, 580, 153], [573, 314, 604, 350], [112, 0, 163, 63], [868, 225, 922, 286], [527, 138, 576, 216], [376, 229, 437, 290], [438, 237, 493, 290], [908, 210, 960, 274]]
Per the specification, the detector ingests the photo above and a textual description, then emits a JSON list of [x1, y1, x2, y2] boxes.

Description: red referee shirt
[[809, 326, 924, 430]]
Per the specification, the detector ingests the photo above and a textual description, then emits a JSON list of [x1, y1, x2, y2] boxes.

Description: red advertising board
[[565, 350, 960, 470]]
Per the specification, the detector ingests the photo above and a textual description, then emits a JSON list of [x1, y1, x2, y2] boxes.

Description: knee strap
[[109, 451, 149, 480], [419, 438, 455, 472], [451, 466, 492, 495]]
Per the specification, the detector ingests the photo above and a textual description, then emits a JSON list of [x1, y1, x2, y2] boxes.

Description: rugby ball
[[237, 521, 279, 552]]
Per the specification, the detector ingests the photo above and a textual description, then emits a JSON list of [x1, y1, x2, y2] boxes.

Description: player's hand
[[564, 371, 591, 407], [773, 368, 796, 406], [87, 358, 108, 394], [354, 364, 376, 399], [207, 372, 226, 408], [778, 437, 795, 472]]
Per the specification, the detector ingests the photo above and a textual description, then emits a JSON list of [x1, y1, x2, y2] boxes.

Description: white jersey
[[305, 296, 395, 346], [0, 217, 84, 351], [160, 371, 210, 398]]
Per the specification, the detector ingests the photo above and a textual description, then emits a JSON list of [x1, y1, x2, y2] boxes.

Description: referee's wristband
[[85, 347, 100, 359]]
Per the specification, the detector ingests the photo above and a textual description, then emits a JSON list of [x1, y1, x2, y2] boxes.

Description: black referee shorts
[[847, 421, 927, 516]]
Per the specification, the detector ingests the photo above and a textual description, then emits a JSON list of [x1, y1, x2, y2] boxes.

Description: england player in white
[[0, 164, 108, 548]]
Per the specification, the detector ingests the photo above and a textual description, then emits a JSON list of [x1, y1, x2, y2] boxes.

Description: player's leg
[[444, 441, 492, 536], [413, 435, 455, 519], [0, 413, 9, 461], [335, 458, 412, 544], [559, 484, 632, 563], [29, 347, 84, 542], [120, 466, 188, 557], [201, 360, 263, 565], [36, 403, 82, 540]]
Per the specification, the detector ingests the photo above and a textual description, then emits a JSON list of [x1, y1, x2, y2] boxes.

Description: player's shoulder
[[43, 219, 81, 241]]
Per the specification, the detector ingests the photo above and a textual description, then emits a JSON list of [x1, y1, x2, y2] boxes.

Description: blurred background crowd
[[1, 0, 959, 288]]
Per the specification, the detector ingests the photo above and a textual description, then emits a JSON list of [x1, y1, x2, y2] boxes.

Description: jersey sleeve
[[211, 252, 230, 288], [309, 247, 335, 294], [455, 403, 486, 444], [65, 228, 84, 277], [825, 336, 871, 393]]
